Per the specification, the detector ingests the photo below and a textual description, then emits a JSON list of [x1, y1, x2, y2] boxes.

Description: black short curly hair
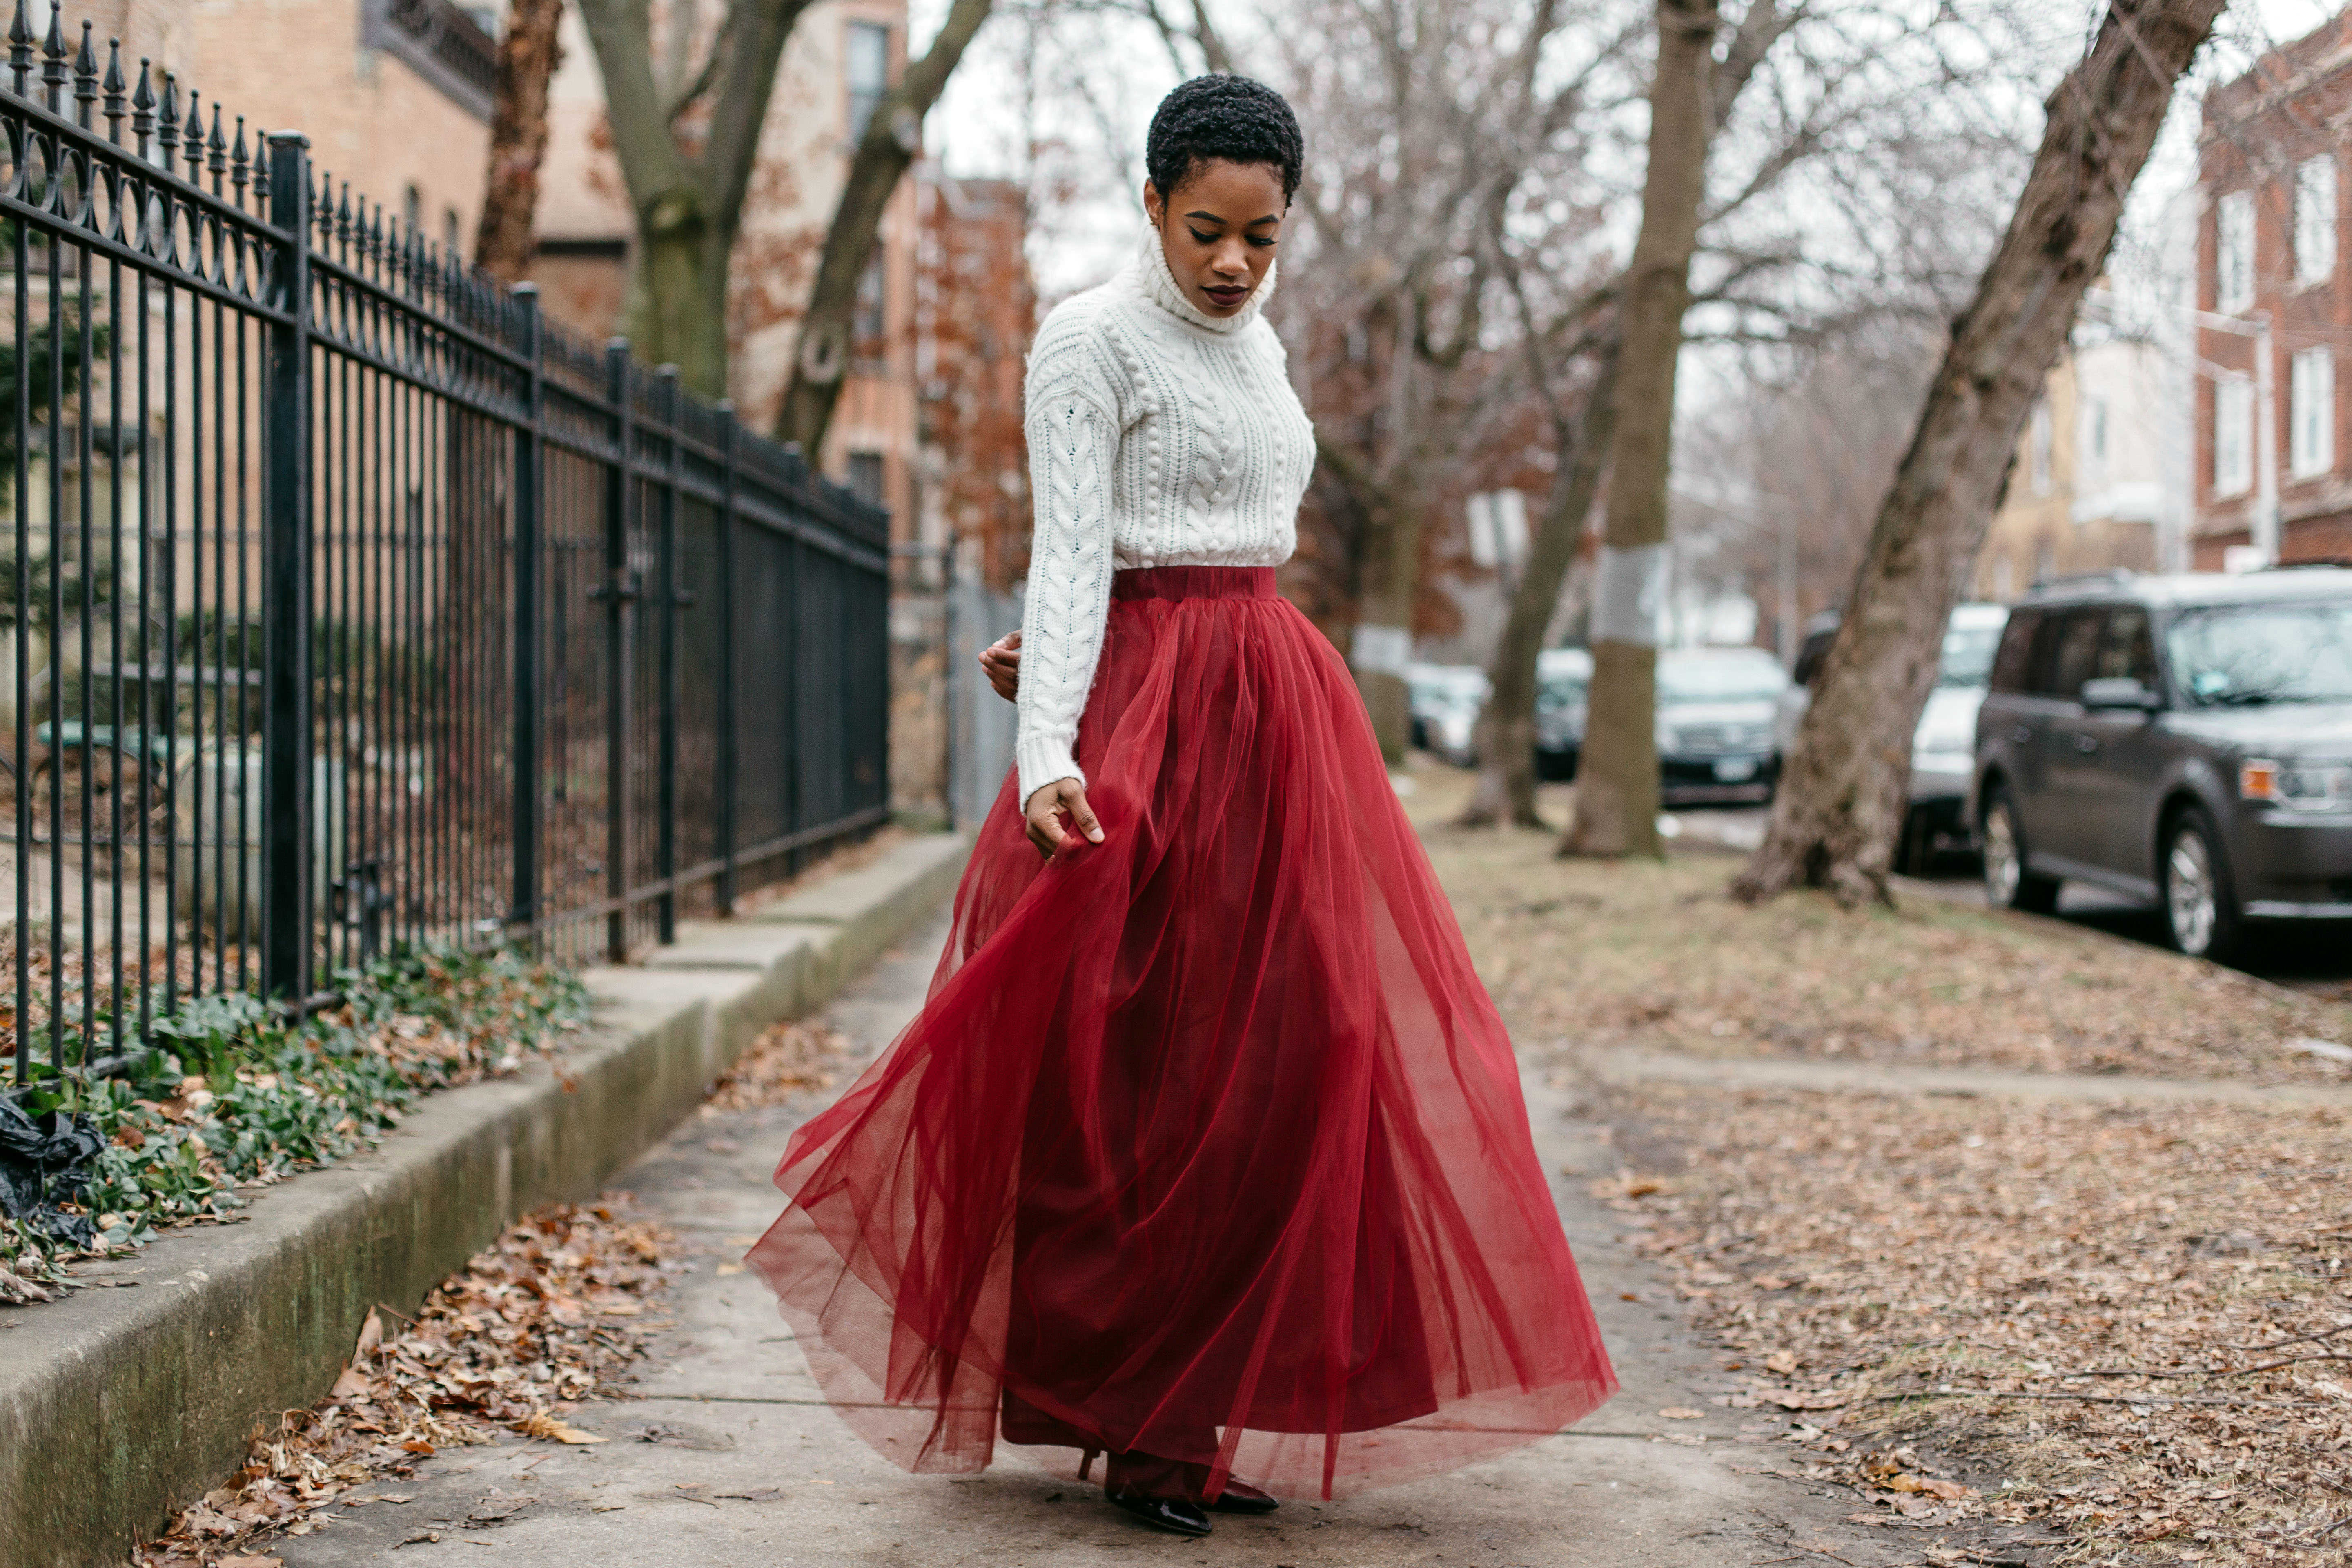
[[1145, 75, 1304, 207]]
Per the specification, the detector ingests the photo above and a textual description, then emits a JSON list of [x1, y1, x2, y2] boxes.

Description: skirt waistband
[[1111, 566, 1278, 602]]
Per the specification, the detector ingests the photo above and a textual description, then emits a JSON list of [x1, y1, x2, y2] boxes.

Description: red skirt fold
[[746, 565, 1616, 1500]]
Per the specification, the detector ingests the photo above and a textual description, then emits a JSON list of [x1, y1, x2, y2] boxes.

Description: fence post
[[715, 402, 738, 915], [509, 285, 544, 941], [652, 364, 679, 947], [600, 340, 634, 964], [261, 131, 313, 1002]]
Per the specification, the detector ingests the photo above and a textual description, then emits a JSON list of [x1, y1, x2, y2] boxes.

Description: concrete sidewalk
[[272, 915, 1951, 1568]]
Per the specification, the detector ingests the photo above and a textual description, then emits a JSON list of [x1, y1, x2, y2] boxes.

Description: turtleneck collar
[[1133, 229, 1276, 334]]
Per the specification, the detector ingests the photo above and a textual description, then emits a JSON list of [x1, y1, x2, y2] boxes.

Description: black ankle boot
[[1106, 1485, 1213, 1537], [1205, 1479, 1279, 1514]]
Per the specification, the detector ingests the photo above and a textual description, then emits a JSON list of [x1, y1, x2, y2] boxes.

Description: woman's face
[[1144, 159, 1286, 319]]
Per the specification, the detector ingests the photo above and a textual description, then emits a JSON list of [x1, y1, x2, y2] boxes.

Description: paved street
[[1667, 802, 2352, 1002], [272, 912, 1940, 1568]]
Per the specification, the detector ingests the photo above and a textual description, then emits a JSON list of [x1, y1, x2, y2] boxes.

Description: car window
[[2165, 599, 2352, 706], [2045, 610, 2106, 699], [1657, 654, 1788, 704], [1936, 620, 2005, 688], [2094, 607, 2157, 687], [1990, 610, 2041, 693], [2023, 612, 2071, 694]]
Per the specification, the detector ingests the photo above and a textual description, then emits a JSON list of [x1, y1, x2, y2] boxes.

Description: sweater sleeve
[[1015, 311, 1124, 808]]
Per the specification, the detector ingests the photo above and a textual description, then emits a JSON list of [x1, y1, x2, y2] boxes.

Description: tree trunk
[[1732, 0, 2226, 907], [775, 0, 994, 454], [1350, 488, 1423, 765], [1559, 0, 1718, 860], [473, 0, 565, 282], [1458, 335, 1620, 828], [575, 0, 820, 401], [621, 188, 732, 397]]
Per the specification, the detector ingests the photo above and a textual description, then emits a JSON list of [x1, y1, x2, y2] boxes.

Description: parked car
[[1776, 602, 2010, 872], [1534, 647, 1593, 780], [1971, 567, 2352, 961], [1405, 663, 1489, 766], [1655, 646, 1788, 804]]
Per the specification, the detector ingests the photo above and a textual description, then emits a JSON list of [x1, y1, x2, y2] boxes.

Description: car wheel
[[2160, 805, 2244, 962], [1981, 786, 2059, 914]]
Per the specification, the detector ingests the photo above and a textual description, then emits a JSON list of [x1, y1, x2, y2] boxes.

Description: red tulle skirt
[[746, 566, 1615, 1501]]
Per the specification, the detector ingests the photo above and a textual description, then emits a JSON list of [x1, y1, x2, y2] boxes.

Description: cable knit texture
[[1016, 234, 1316, 806]]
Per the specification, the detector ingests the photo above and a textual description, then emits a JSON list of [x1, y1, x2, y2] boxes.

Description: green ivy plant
[[0, 947, 590, 1289]]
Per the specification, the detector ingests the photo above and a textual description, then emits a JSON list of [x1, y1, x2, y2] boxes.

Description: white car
[[1776, 602, 2010, 871], [1405, 663, 1490, 766]]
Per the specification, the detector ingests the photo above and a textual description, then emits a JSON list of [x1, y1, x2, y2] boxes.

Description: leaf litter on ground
[[132, 1197, 684, 1567], [1396, 769, 2352, 1565]]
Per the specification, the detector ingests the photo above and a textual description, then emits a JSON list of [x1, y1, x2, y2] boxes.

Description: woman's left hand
[[979, 632, 1021, 702]]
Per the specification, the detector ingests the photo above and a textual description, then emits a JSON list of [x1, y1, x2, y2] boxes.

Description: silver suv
[[1971, 568, 2352, 961]]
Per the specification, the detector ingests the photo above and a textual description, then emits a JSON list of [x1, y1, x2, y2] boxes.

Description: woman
[[747, 74, 1615, 1539]]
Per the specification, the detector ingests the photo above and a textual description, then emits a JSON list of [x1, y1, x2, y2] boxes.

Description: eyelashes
[[1187, 228, 1278, 249]]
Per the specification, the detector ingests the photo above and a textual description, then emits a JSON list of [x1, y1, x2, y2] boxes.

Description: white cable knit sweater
[[1015, 234, 1316, 806]]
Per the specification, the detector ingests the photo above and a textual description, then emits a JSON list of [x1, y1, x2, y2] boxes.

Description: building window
[[847, 450, 886, 508], [853, 243, 887, 362], [404, 183, 422, 232], [445, 207, 462, 254], [2296, 155, 2337, 285], [847, 21, 890, 141], [2292, 345, 2334, 479], [2216, 189, 2255, 314], [2214, 376, 2253, 497]]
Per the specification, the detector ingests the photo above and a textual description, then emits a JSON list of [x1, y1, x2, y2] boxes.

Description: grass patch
[[1401, 764, 2350, 1085]]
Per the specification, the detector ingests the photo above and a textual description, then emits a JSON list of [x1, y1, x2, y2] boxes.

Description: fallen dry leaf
[[516, 1412, 608, 1445], [1657, 1407, 1706, 1421]]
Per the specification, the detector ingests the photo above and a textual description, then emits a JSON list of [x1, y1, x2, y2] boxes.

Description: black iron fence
[[0, 2, 892, 1085]]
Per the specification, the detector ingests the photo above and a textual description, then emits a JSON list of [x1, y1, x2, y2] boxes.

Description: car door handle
[[2073, 733, 2098, 754], [2011, 725, 2034, 745]]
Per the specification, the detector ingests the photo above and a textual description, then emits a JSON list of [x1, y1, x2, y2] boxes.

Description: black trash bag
[[0, 1098, 105, 1247]]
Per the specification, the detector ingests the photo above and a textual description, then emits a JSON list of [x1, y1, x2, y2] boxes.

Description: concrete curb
[[0, 832, 971, 1568]]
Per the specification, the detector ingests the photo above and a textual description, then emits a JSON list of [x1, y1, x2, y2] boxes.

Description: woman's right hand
[[979, 631, 1021, 702], [1024, 777, 1103, 858]]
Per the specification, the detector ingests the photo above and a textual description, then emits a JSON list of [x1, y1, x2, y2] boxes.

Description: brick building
[[85, 0, 495, 253], [2195, 11, 2352, 568], [1975, 339, 2174, 599]]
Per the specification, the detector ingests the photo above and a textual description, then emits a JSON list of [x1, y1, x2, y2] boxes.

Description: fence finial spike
[[39, 1, 66, 111], [9, 0, 33, 96], [130, 55, 153, 154], [101, 37, 123, 132], [71, 17, 94, 102], [156, 70, 177, 151], [229, 113, 247, 190]]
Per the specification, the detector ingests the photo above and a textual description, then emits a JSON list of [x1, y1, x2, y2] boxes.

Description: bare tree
[[1557, 0, 1724, 858], [774, 0, 995, 453], [570, 0, 824, 396], [474, 0, 567, 282], [1734, 0, 2227, 907], [1273, 0, 1633, 760], [1456, 310, 1618, 828]]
